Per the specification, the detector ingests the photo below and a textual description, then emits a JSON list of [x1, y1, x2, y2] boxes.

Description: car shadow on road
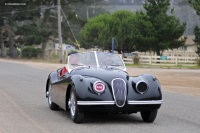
[[64, 111, 144, 124], [83, 113, 143, 124], [45, 106, 145, 124]]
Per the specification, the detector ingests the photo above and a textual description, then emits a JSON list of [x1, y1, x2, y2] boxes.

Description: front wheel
[[69, 88, 84, 123], [140, 109, 158, 123], [48, 82, 59, 110]]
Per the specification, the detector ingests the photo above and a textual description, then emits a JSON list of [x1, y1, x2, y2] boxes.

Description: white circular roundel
[[93, 81, 105, 93]]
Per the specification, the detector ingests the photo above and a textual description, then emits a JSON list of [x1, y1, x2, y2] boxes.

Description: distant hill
[[73, 0, 200, 35]]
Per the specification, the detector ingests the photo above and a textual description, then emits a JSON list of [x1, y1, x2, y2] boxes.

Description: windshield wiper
[[71, 63, 84, 66], [71, 63, 90, 68], [110, 64, 123, 66], [105, 65, 123, 70]]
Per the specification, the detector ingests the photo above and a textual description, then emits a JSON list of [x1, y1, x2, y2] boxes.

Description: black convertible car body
[[46, 51, 163, 123]]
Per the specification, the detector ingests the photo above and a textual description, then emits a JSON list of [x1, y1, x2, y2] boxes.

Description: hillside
[[73, 0, 200, 35]]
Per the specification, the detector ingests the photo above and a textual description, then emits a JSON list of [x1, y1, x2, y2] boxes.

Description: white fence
[[124, 55, 199, 66]]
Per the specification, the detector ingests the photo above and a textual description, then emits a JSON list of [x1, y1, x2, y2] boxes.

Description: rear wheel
[[69, 88, 84, 123], [140, 109, 158, 123], [48, 82, 59, 110]]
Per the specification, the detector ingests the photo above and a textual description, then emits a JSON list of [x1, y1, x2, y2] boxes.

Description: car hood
[[70, 67, 129, 83]]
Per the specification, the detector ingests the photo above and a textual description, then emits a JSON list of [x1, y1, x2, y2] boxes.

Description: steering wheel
[[102, 59, 117, 65]]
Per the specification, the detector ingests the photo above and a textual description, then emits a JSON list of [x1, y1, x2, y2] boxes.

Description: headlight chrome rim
[[135, 80, 148, 94]]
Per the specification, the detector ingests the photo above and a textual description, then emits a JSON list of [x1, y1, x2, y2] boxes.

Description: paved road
[[0, 60, 200, 133]]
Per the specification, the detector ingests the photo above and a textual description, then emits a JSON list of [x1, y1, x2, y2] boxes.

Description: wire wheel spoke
[[70, 93, 76, 117], [48, 84, 52, 104]]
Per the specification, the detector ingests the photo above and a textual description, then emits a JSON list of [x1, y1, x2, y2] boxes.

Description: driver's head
[[70, 55, 79, 64], [104, 56, 112, 65]]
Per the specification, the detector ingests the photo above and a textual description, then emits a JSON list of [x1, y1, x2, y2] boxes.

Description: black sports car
[[46, 51, 163, 123]]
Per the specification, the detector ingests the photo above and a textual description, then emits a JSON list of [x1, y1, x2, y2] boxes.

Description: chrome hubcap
[[70, 92, 76, 117], [48, 84, 52, 105]]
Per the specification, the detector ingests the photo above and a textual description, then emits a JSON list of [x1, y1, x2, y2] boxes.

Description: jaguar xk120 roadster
[[46, 51, 163, 123]]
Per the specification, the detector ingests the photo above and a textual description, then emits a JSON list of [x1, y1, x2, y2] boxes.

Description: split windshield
[[68, 52, 125, 70]]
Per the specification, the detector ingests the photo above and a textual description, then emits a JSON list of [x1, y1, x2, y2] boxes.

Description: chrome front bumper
[[77, 100, 164, 105]]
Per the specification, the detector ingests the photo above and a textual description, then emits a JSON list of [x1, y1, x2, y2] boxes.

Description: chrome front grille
[[111, 78, 127, 107]]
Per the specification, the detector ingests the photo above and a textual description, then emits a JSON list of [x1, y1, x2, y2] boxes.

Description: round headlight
[[136, 80, 148, 94], [93, 81, 105, 94]]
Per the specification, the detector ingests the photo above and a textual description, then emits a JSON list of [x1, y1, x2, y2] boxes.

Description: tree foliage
[[15, 7, 56, 58], [111, 10, 137, 53], [79, 13, 111, 49], [193, 26, 200, 56], [143, 0, 186, 55], [79, 4, 186, 55], [188, 0, 200, 15], [79, 10, 139, 53], [131, 12, 155, 52], [21, 46, 42, 58], [0, 0, 43, 58], [0, 0, 84, 58], [188, 0, 200, 57]]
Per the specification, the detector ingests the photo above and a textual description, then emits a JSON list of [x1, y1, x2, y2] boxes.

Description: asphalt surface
[[0, 60, 200, 133]]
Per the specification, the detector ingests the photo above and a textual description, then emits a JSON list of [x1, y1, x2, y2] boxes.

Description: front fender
[[71, 75, 114, 101], [46, 71, 59, 97], [127, 74, 162, 101]]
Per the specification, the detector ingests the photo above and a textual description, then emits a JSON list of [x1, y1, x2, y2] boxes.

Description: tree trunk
[[41, 41, 46, 59], [8, 29, 17, 58], [0, 27, 6, 57], [117, 49, 121, 54], [156, 51, 161, 56], [156, 51, 161, 63]]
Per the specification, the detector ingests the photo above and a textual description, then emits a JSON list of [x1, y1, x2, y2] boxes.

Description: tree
[[193, 26, 200, 56], [0, 27, 6, 57], [16, 7, 56, 58], [79, 10, 138, 53], [79, 13, 112, 50], [111, 10, 138, 53], [131, 12, 155, 53], [188, 0, 200, 15], [16, 21, 52, 58], [188, 0, 200, 57], [143, 0, 186, 55], [0, 0, 41, 58]]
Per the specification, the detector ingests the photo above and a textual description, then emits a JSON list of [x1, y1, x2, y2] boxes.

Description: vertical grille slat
[[111, 78, 127, 107]]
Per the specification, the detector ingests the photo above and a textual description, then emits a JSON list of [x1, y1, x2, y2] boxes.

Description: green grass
[[125, 63, 200, 69]]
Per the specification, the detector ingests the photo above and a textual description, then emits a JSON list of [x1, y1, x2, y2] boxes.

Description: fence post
[[175, 57, 178, 66], [150, 56, 152, 65]]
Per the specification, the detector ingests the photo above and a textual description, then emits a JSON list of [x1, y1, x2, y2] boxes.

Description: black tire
[[140, 109, 158, 123], [69, 88, 84, 123], [48, 82, 59, 110]]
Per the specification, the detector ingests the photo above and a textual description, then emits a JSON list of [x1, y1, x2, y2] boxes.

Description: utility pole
[[112, 37, 114, 53], [57, 0, 63, 63]]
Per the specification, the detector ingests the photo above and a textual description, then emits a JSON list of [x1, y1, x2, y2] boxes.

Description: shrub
[[197, 58, 200, 66], [21, 46, 42, 58], [6, 48, 20, 57], [52, 53, 59, 59], [132, 56, 140, 65]]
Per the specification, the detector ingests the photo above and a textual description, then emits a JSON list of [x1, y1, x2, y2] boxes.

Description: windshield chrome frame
[[94, 51, 100, 68], [67, 51, 126, 73]]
